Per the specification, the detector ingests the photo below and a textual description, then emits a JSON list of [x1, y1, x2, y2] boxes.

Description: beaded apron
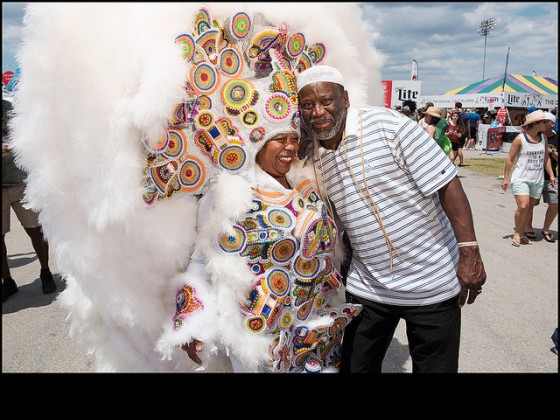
[[217, 178, 360, 372]]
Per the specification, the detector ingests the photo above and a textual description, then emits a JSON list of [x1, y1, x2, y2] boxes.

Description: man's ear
[[343, 90, 350, 108]]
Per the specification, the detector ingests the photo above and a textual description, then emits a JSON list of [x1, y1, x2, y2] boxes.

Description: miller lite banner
[[382, 80, 422, 109]]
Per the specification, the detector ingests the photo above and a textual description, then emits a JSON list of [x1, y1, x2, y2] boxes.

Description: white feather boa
[[8, 3, 382, 372]]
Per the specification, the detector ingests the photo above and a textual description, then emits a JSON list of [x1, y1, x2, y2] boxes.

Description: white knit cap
[[297, 65, 344, 91]]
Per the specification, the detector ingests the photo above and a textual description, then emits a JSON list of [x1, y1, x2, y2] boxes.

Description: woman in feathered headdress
[[9, 3, 382, 372]]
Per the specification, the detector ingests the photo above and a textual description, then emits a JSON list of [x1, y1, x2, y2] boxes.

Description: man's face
[[298, 82, 349, 142]]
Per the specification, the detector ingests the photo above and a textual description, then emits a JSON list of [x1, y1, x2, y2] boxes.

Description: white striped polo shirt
[[314, 107, 460, 306]]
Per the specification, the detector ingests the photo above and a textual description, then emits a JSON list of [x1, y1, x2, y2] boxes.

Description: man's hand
[[182, 340, 204, 365], [456, 247, 486, 308]]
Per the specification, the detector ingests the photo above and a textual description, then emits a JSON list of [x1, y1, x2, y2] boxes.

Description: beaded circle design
[[218, 225, 247, 253], [198, 95, 212, 110], [250, 262, 264, 275], [241, 110, 258, 127], [197, 29, 219, 64], [265, 93, 291, 120], [268, 208, 294, 229], [219, 47, 242, 77], [163, 128, 186, 159], [296, 52, 312, 73], [222, 80, 252, 109], [266, 268, 289, 297], [287, 33, 305, 57], [175, 34, 196, 62], [152, 161, 178, 193], [293, 256, 320, 279], [179, 156, 205, 191], [219, 145, 246, 171], [230, 11, 251, 39], [296, 300, 313, 321], [195, 110, 215, 129], [280, 311, 293, 328], [270, 238, 297, 265], [245, 315, 266, 334], [191, 62, 219, 94]]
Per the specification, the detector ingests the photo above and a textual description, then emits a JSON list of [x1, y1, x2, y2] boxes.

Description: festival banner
[[382, 80, 392, 108], [382, 80, 421, 109], [411, 60, 418, 81]]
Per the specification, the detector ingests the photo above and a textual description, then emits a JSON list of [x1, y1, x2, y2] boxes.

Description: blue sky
[[2, 2, 558, 95]]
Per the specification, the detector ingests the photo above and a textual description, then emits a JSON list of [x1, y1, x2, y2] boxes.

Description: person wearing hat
[[417, 101, 433, 130], [524, 111, 558, 243], [422, 106, 452, 156], [501, 110, 557, 247], [146, 9, 362, 373], [297, 64, 487, 373]]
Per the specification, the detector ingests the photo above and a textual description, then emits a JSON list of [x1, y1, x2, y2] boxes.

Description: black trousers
[[341, 292, 461, 373]]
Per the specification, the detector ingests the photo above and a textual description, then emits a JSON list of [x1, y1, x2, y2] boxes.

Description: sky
[[2, 2, 558, 95]]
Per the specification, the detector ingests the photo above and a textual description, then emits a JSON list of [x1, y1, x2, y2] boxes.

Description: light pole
[[478, 18, 496, 80]]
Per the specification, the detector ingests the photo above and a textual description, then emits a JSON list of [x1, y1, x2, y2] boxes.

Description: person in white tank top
[[501, 110, 557, 247]]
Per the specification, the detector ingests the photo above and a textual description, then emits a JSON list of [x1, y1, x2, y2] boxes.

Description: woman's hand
[[182, 340, 204, 365], [501, 179, 509, 191]]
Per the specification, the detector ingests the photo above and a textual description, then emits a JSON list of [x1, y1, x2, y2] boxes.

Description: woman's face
[[256, 132, 300, 178]]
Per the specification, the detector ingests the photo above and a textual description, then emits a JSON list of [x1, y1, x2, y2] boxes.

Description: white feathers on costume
[[9, 3, 383, 372]]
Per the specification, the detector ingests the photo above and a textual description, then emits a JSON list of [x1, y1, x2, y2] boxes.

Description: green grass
[[462, 158, 507, 178]]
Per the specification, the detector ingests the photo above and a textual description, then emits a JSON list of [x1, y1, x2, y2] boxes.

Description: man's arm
[[438, 176, 487, 307]]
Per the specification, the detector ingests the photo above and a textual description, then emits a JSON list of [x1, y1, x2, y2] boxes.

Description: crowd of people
[[3, 3, 557, 373], [396, 100, 558, 239]]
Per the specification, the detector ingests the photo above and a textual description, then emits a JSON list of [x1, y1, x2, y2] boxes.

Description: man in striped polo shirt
[[297, 65, 487, 373]]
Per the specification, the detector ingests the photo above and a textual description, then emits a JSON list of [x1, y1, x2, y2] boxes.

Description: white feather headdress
[[8, 2, 383, 372]]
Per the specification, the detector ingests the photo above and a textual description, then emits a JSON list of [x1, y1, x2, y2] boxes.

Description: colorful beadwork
[[219, 47, 242, 77], [293, 255, 320, 279], [218, 145, 246, 171], [142, 7, 327, 204], [195, 110, 215, 129], [266, 268, 289, 297], [193, 7, 212, 35], [270, 237, 297, 265], [162, 128, 187, 159], [191, 62, 219, 94], [307, 42, 326, 64], [173, 285, 204, 330], [218, 225, 246, 253], [265, 93, 291, 120], [144, 127, 169, 153], [216, 179, 361, 371], [197, 29, 220, 64], [287, 32, 305, 57], [249, 127, 265, 143], [230, 11, 251, 39], [175, 33, 196, 62], [179, 156, 205, 191]]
